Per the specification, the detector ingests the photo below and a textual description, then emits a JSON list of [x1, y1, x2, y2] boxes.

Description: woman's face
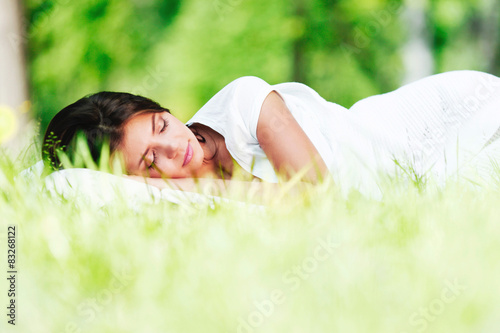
[[119, 111, 204, 178]]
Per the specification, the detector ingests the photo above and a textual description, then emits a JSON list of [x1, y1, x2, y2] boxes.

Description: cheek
[[153, 157, 179, 177], [192, 140, 204, 163]]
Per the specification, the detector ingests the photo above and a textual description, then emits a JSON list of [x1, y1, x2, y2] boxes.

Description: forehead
[[120, 112, 155, 171], [124, 111, 153, 132]]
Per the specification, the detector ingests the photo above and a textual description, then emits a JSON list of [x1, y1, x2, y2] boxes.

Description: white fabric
[[186, 71, 500, 199], [18, 161, 235, 210]]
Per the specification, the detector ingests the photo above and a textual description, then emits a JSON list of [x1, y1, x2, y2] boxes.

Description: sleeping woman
[[42, 70, 500, 199]]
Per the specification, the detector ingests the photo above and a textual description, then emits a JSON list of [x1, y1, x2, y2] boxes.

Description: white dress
[[186, 71, 500, 199]]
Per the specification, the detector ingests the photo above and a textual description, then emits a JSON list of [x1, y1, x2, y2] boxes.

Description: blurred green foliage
[[25, 0, 499, 137]]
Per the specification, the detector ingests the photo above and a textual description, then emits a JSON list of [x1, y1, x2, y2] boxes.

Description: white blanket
[[329, 70, 500, 197]]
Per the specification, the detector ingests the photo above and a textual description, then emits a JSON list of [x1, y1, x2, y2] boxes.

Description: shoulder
[[222, 76, 272, 93], [230, 76, 269, 84], [197, 76, 275, 114], [186, 76, 274, 133], [196, 76, 272, 107]]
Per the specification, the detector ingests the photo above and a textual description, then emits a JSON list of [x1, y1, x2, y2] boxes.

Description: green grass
[[1, 143, 500, 333]]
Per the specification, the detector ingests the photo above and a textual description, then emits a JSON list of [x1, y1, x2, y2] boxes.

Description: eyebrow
[[138, 113, 156, 168]]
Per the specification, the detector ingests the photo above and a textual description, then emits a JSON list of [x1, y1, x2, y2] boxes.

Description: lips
[[182, 142, 193, 167]]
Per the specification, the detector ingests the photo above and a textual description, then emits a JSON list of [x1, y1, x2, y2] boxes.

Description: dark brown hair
[[42, 92, 169, 169]]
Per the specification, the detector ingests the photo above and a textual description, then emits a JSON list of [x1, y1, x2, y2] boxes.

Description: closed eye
[[160, 118, 168, 133], [148, 151, 157, 170], [147, 117, 168, 171]]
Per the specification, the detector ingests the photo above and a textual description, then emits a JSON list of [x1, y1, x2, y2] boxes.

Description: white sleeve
[[186, 76, 274, 137], [185, 76, 276, 177], [230, 76, 276, 140]]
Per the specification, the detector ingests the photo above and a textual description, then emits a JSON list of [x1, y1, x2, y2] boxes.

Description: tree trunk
[[0, 0, 33, 156], [400, 0, 434, 84]]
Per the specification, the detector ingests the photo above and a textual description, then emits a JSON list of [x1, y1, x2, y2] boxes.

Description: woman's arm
[[256, 91, 329, 183]]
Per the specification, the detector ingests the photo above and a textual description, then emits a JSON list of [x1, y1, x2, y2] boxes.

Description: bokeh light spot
[[0, 105, 19, 144]]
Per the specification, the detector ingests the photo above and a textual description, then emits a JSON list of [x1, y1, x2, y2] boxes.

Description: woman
[[43, 70, 500, 199]]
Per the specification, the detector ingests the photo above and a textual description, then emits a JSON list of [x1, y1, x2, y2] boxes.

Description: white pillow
[[18, 161, 228, 210]]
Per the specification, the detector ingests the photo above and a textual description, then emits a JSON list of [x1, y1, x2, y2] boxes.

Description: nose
[[161, 140, 180, 160]]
